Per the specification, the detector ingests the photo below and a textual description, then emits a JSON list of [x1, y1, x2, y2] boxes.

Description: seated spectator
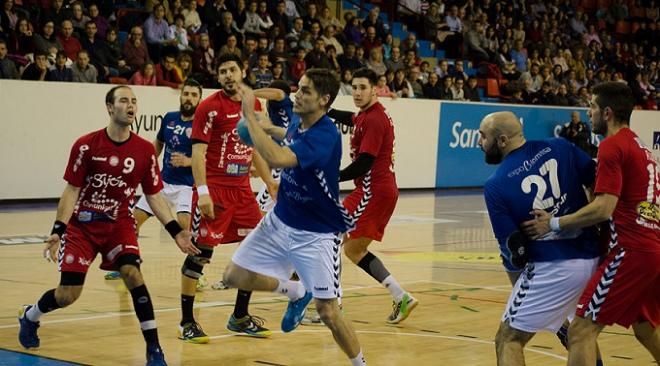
[[362, 6, 386, 40], [439, 76, 454, 100], [510, 39, 528, 72], [302, 2, 318, 31], [204, 1, 230, 37], [464, 20, 491, 63], [168, 14, 189, 52], [450, 59, 468, 81], [269, 36, 288, 65], [423, 3, 443, 40], [1, 0, 19, 36], [58, 19, 82, 61], [144, 4, 176, 62], [105, 28, 131, 77], [361, 26, 382, 56], [181, 0, 203, 34], [70, 1, 90, 36], [0, 39, 19, 79], [419, 60, 431, 84], [365, 46, 386, 76], [434, 58, 450, 78], [496, 43, 520, 80], [298, 31, 313, 51], [385, 45, 403, 71], [283, 0, 299, 22], [343, 16, 363, 45], [319, 5, 342, 32], [42, 0, 72, 32], [156, 53, 182, 88], [559, 111, 596, 156], [175, 52, 192, 81], [48, 50, 73, 82], [381, 33, 394, 60], [422, 72, 443, 99], [22, 52, 52, 81], [338, 42, 362, 72], [123, 26, 150, 72], [337, 67, 352, 96], [326, 44, 341, 73], [211, 11, 243, 53], [270, 1, 290, 36], [463, 76, 481, 101], [146, 0, 174, 23], [257, 1, 274, 31], [375, 74, 397, 98], [129, 61, 157, 85], [320, 24, 342, 55], [81, 21, 116, 81], [218, 33, 242, 58], [33, 21, 62, 62], [285, 17, 303, 49], [451, 77, 466, 100], [271, 61, 285, 81], [288, 46, 306, 83], [400, 33, 418, 55], [252, 51, 273, 88], [9, 18, 34, 57], [89, 4, 110, 39], [304, 38, 331, 69], [190, 35, 214, 85], [391, 68, 414, 98], [71, 50, 97, 83]]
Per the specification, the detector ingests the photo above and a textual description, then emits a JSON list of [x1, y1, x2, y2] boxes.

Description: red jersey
[[595, 128, 660, 252], [350, 102, 398, 195], [192, 90, 262, 189], [63, 129, 163, 221]]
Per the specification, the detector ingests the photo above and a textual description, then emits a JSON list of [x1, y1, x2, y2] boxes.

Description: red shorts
[[192, 186, 262, 246], [343, 188, 398, 241], [576, 247, 660, 328], [59, 217, 140, 273]]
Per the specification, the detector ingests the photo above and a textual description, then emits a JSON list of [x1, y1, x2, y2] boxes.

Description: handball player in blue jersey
[[222, 69, 368, 366], [479, 111, 602, 366]]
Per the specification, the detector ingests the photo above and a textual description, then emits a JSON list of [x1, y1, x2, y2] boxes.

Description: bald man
[[478, 112, 603, 366]]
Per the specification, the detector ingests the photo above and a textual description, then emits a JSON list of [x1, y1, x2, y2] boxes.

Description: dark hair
[[174, 13, 185, 23], [352, 68, 378, 86], [183, 78, 203, 96], [105, 85, 131, 105], [591, 81, 634, 124], [304, 68, 340, 110], [269, 79, 291, 94], [216, 53, 243, 70]]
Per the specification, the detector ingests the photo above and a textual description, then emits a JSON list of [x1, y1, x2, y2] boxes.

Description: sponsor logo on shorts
[[78, 257, 91, 266], [126, 245, 139, 250], [200, 228, 208, 237], [314, 286, 328, 291], [211, 232, 223, 240], [65, 254, 75, 264], [237, 228, 252, 236]]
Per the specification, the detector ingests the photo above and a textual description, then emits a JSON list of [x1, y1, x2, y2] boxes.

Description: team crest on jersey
[[109, 156, 119, 167]]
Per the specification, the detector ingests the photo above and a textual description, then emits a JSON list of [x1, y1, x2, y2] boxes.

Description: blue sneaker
[[281, 292, 313, 333], [18, 305, 40, 349], [146, 345, 167, 366], [104, 271, 121, 280]]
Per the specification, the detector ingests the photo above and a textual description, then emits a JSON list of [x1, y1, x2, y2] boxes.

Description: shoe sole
[[386, 298, 419, 324], [177, 330, 210, 344], [226, 327, 272, 338]]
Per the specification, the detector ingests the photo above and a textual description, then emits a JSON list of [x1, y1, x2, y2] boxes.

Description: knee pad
[[181, 248, 213, 279], [116, 253, 142, 271]]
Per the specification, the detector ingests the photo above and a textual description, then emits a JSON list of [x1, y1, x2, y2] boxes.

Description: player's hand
[[170, 152, 191, 167], [198, 193, 215, 219], [267, 181, 279, 201], [174, 230, 200, 255], [43, 234, 60, 263], [521, 209, 552, 240]]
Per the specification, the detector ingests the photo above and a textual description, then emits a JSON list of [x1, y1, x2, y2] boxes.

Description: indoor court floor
[[0, 191, 654, 365]]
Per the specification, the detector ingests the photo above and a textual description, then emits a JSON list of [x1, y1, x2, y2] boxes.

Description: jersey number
[[174, 125, 186, 135], [123, 157, 135, 174], [521, 159, 561, 210], [646, 163, 660, 204]]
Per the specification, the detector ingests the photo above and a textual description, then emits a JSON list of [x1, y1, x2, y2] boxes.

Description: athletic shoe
[[281, 292, 313, 332], [226, 314, 271, 338], [18, 305, 40, 349], [556, 324, 569, 349], [211, 279, 229, 290], [196, 276, 208, 291], [104, 271, 121, 280], [146, 344, 167, 366], [178, 321, 210, 344], [301, 307, 323, 326], [386, 293, 419, 324]]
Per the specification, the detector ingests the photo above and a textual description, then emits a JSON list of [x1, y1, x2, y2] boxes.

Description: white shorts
[[135, 182, 193, 215], [503, 257, 599, 333], [256, 168, 282, 212], [231, 211, 342, 299]]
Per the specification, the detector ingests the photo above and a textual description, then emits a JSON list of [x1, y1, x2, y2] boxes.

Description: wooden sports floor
[[0, 191, 654, 365]]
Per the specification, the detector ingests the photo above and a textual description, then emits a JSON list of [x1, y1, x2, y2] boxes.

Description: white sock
[[381, 275, 405, 302], [275, 279, 305, 300], [25, 304, 44, 322], [350, 350, 366, 366]]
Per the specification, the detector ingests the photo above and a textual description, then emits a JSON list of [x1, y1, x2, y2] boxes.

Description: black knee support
[[181, 247, 213, 279]]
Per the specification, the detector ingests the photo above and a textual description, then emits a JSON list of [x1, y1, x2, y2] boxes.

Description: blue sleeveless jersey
[[484, 138, 601, 271], [156, 111, 194, 187]]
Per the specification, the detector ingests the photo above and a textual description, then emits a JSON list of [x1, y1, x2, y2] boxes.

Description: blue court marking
[[0, 349, 84, 366]]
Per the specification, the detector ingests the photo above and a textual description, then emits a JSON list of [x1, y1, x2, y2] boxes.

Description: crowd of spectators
[[0, 0, 658, 109]]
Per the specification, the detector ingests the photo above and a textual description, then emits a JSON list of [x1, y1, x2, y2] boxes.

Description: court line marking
[[208, 329, 567, 361], [0, 280, 435, 329]]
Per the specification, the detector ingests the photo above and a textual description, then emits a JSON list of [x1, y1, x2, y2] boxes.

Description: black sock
[[357, 251, 391, 283], [129, 284, 159, 347], [233, 290, 252, 318], [37, 289, 61, 313], [181, 294, 195, 325]]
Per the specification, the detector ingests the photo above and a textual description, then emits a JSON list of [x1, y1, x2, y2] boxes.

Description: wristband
[[51, 220, 67, 237], [549, 217, 561, 232], [197, 185, 209, 196], [165, 220, 183, 239]]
